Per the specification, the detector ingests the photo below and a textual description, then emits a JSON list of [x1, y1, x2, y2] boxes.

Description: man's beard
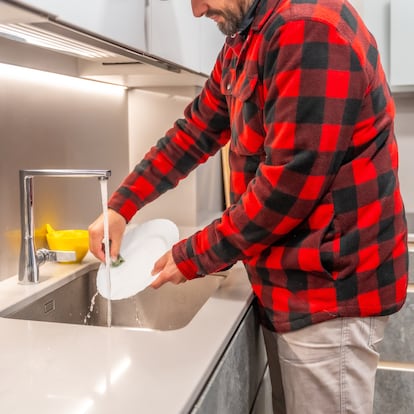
[[206, 5, 246, 36]]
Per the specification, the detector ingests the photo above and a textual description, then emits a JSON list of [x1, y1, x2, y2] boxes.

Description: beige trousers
[[262, 316, 389, 414]]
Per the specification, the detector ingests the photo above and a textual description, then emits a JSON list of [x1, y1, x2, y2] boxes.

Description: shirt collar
[[225, 0, 282, 48], [238, 0, 260, 36]]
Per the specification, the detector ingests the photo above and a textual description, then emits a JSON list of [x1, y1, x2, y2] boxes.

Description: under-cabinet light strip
[[0, 62, 126, 95], [0, 23, 117, 60]]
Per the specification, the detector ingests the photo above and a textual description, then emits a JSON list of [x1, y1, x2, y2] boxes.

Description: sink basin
[[2, 270, 224, 330]]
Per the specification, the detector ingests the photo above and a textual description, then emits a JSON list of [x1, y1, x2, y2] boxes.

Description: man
[[89, 1, 408, 412]]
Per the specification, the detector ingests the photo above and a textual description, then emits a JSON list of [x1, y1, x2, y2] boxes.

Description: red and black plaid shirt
[[109, 0, 408, 332]]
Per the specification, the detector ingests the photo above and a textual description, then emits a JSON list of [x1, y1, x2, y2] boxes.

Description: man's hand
[[150, 250, 187, 289], [88, 209, 126, 263]]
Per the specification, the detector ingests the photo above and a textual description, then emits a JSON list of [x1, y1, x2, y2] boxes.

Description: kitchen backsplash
[[0, 66, 130, 281]]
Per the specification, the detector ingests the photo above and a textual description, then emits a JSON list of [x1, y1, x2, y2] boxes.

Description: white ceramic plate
[[97, 219, 179, 300]]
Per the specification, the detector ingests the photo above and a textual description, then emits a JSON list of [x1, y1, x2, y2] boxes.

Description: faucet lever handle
[[36, 248, 77, 265]]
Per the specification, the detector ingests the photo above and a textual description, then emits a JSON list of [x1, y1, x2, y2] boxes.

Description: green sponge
[[111, 255, 125, 267]]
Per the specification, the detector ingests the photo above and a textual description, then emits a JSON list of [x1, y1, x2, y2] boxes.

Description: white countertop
[[0, 256, 253, 413]]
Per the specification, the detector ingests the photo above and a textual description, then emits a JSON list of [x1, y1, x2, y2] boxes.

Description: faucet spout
[[18, 169, 111, 284], [20, 169, 111, 179]]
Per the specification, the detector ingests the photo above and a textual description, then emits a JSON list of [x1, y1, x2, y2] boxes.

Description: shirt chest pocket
[[221, 69, 265, 156]]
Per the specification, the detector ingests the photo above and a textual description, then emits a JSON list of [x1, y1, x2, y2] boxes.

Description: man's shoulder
[[265, 0, 366, 44]]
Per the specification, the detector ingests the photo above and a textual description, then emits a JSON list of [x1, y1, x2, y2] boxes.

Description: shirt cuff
[[172, 239, 203, 280], [108, 191, 138, 223]]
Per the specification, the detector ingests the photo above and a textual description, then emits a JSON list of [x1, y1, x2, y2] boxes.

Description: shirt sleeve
[[108, 52, 231, 222], [172, 19, 369, 279]]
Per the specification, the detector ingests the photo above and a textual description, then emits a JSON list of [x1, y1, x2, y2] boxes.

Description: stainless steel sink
[[2, 270, 224, 330]]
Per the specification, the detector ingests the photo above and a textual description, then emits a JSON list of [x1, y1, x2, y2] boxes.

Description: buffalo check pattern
[[109, 0, 408, 333]]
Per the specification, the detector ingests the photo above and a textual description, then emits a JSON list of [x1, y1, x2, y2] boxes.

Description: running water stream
[[100, 178, 112, 328], [83, 292, 99, 325]]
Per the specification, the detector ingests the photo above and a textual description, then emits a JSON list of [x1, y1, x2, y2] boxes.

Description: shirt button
[[227, 83, 232, 91]]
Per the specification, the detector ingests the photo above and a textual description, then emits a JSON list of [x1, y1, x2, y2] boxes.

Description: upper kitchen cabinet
[[16, 0, 147, 51], [147, 0, 224, 75], [390, 0, 414, 87]]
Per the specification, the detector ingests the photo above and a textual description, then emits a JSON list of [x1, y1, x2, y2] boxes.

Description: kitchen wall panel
[[0, 65, 129, 281]]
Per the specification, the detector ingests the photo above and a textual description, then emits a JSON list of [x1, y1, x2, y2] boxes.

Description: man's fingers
[[88, 216, 105, 261], [150, 272, 166, 289], [88, 210, 126, 262], [151, 252, 168, 275], [109, 239, 122, 262]]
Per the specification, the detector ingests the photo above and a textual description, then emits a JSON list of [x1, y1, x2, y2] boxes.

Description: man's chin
[[217, 22, 236, 36], [206, 12, 241, 36]]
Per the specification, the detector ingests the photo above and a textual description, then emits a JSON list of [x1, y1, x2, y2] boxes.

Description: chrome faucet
[[18, 169, 111, 284]]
